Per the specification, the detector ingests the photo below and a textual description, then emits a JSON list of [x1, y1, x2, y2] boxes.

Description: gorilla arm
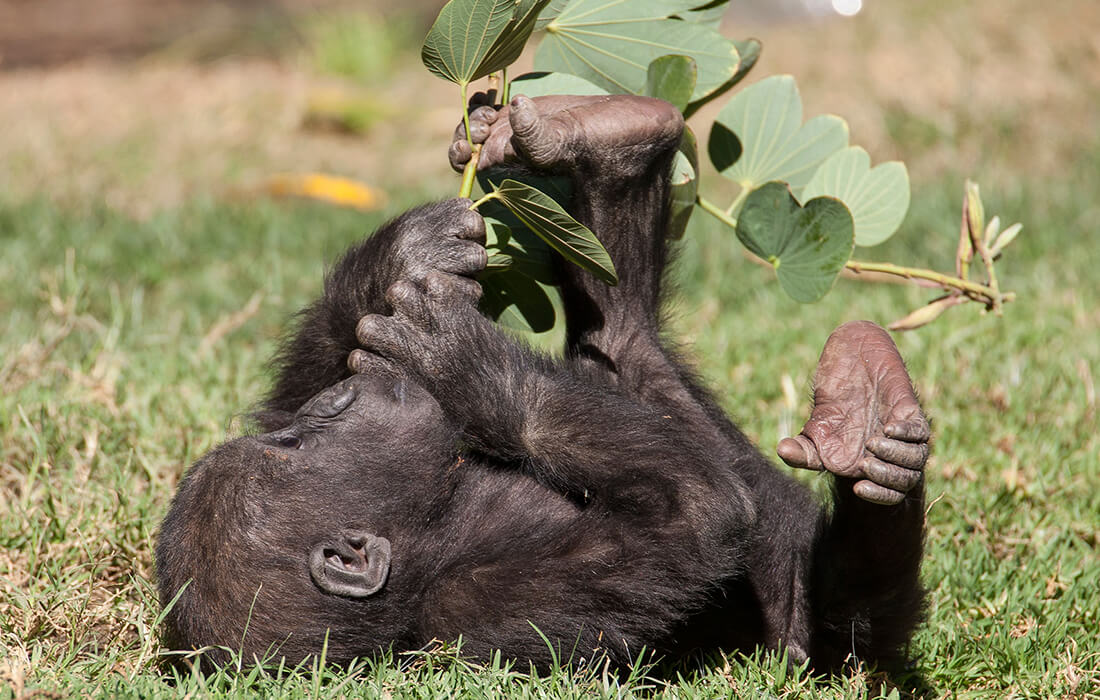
[[352, 273, 749, 524], [256, 200, 488, 429]]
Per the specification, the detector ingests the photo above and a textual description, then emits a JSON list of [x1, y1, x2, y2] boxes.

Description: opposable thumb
[[777, 435, 824, 471]]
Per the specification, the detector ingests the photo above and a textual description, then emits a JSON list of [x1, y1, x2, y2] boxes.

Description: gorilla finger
[[885, 417, 931, 443], [347, 348, 396, 375], [446, 243, 488, 276], [866, 436, 928, 470], [449, 139, 472, 172], [469, 119, 491, 144], [425, 271, 483, 304], [470, 105, 498, 126], [425, 269, 481, 301], [452, 207, 487, 242], [508, 95, 568, 168], [861, 456, 923, 493], [384, 280, 430, 325], [355, 314, 411, 359], [776, 435, 824, 471], [852, 479, 906, 506]]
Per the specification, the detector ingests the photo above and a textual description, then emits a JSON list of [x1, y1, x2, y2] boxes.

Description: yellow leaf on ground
[[265, 173, 386, 210]]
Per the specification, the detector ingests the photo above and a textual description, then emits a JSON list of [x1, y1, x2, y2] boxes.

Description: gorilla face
[[156, 371, 456, 666]]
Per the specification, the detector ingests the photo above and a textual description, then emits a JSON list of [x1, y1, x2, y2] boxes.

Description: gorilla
[[157, 94, 929, 673]]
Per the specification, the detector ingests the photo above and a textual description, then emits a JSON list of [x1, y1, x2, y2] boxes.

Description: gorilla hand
[[351, 272, 486, 393], [377, 198, 487, 289], [448, 94, 684, 177], [776, 321, 930, 506]]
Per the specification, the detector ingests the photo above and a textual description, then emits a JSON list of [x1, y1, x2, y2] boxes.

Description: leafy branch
[[698, 179, 1020, 330], [413, 0, 1020, 332]]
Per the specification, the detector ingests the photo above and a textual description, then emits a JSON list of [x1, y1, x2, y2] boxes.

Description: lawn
[[2, 2, 1099, 697]]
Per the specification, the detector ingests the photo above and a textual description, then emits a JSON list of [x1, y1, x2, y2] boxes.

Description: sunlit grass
[[2, 139, 1098, 696]]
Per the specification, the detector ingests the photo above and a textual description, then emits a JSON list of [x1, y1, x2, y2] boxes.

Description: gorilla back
[[157, 95, 928, 672]]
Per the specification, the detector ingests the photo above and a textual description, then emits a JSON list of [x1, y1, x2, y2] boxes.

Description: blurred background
[[1, 0, 1096, 214]]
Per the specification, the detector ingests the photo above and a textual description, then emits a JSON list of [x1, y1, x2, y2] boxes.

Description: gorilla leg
[[457, 95, 927, 668], [457, 95, 821, 657]]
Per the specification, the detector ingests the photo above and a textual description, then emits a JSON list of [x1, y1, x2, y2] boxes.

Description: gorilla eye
[[276, 435, 302, 449]]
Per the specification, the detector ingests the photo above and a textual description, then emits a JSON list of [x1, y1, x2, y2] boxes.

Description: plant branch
[[696, 194, 1014, 310], [457, 82, 480, 199], [468, 190, 498, 211], [460, 82, 472, 145], [844, 260, 1014, 308], [696, 194, 738, 230], [726, 187, 750, 217], [459, 145, 482, 199]]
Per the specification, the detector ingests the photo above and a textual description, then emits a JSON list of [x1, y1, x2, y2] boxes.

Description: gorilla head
[[157, 371, 452, 666]]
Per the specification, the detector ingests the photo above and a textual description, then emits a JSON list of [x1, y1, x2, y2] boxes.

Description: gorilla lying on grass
[[157, 94, 929, 672]]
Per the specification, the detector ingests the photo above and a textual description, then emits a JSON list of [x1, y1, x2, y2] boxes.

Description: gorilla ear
[[309, 532, 391, 598]]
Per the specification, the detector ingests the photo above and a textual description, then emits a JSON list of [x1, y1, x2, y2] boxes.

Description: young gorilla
[[157, 95, 929, 672]]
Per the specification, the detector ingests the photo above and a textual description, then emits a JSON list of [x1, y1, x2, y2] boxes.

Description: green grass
[[1, 143, 1098, 697]]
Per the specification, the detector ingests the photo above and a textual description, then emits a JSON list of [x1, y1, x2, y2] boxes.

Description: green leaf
[[683, 36, 759, 118], [735, 182, 854, 303], [801, 147, 910, 246], [668, 127, 699, 240], [477, 171, 571, 284], [478, 0, 554, 79], [728, 37, 761, 86], [421, 0, 519, 85], [709, 75, 848, 196], [493, 179, 618, 285], [509, 71, 609, 98], [675, 0, 730, 28], [645, 55, 697, 112], [534, 0, 571, 31], [480, 271, 557, 332], [535, 0, 740, 104], [483, 215, 513, 249]]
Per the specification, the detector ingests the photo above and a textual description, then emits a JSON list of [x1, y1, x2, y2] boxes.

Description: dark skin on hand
[[156, 93, 930, 675]]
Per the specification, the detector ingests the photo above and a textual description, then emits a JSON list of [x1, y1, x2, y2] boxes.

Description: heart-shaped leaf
[[535, 0, 740, 104], [735, 182, 854, 303], [709, 75, 848, 196], [509, 71, 609, 98], [492, 179, 617, 285], [421, 0, 520, 86], [800, 146, 910, 247], [645, 55, 697, 112]]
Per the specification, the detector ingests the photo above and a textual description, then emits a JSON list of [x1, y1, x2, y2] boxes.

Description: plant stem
[[468, 190, 498, 210], [501, 67, 510, 103], [696, 194, 738, 230], [726, 187, 749, 217], [458, 82, 479, 199], [460, 82, 472, 145], [844, 260, 1014, 306], [459, 146, 483, 199]]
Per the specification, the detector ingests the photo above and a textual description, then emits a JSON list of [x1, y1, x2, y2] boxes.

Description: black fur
[[157, 104, 924, 672]]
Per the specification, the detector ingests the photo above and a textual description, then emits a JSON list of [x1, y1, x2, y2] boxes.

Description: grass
[[2, 132, 1099, 700]]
